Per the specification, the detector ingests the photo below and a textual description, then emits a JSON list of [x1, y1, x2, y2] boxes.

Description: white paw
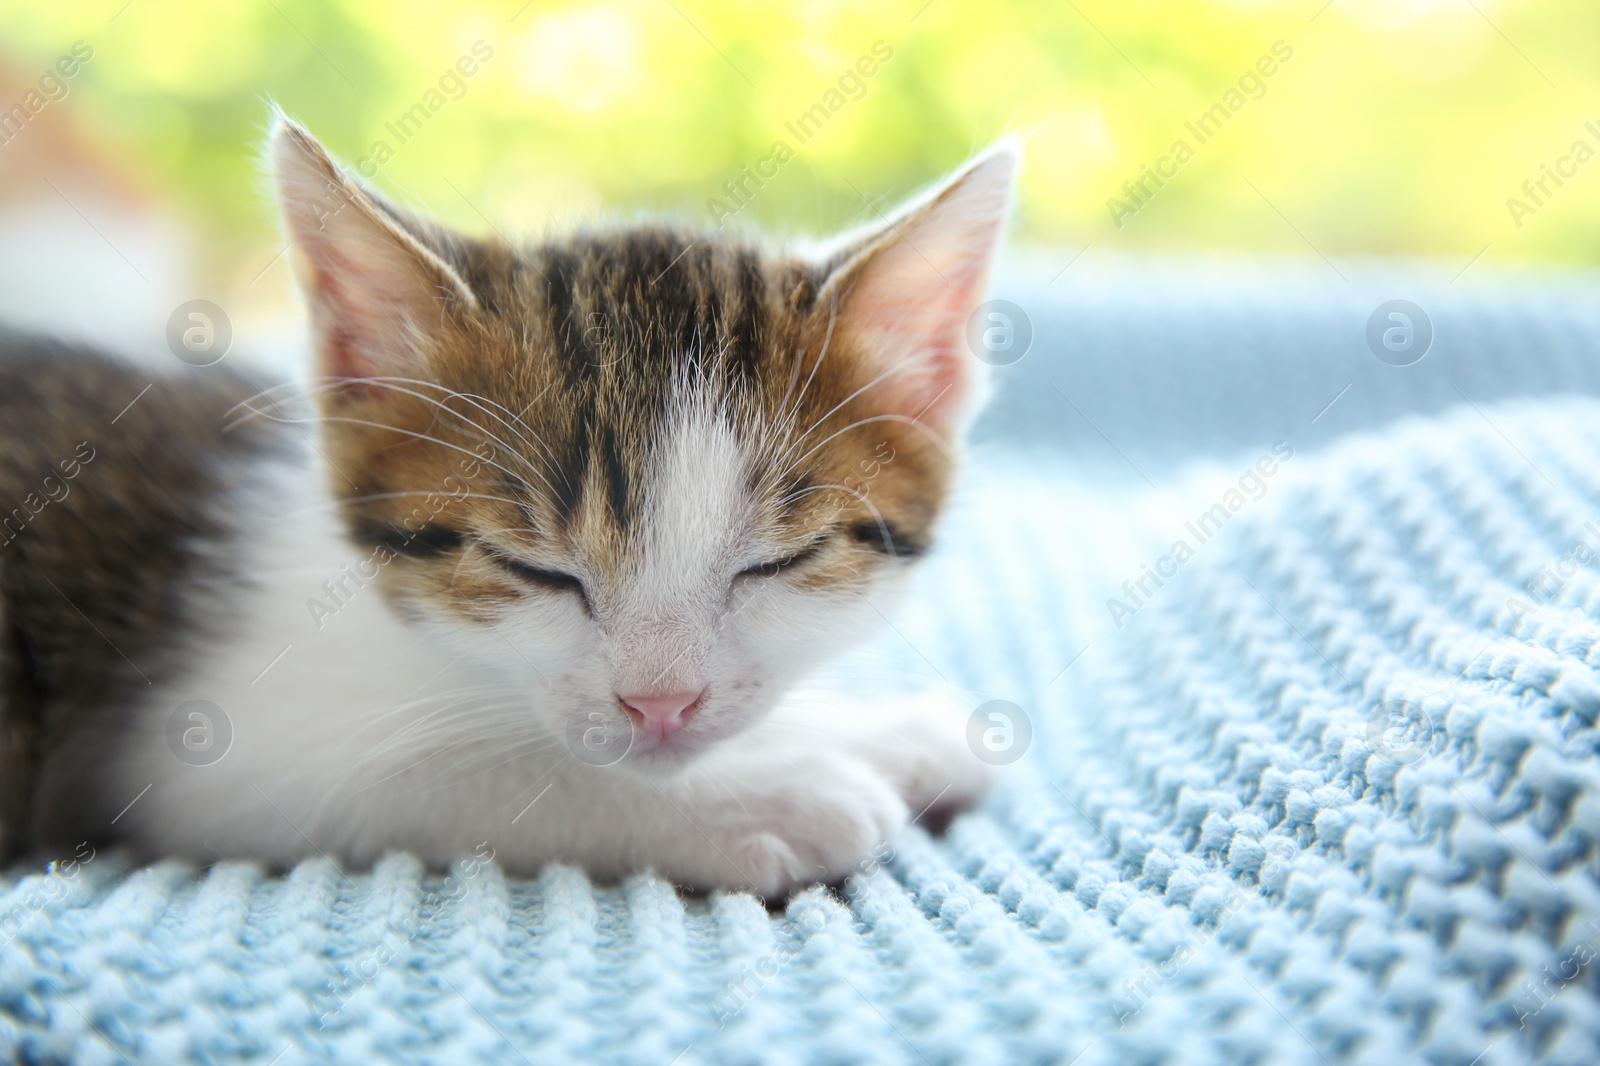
[[711, 753, 910, 898], [660, 687, 995, 897], [843, 688, 994, 827], [765, 684, 995, 825]]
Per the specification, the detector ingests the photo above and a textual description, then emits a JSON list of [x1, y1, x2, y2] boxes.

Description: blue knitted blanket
[[5, 265, 1600, 1065]]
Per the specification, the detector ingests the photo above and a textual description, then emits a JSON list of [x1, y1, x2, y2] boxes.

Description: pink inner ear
[[324, 325, 373, 386], [880, 324, 965, 424], [903, 348, 965, 423], [310, 257, 388, 387], [829, 146, 1016, 430], [308, 256, 412, 396], [854, 270, 982, 426], [305, 221, 442, 387]]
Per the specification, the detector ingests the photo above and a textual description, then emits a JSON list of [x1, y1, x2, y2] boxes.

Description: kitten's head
[[271, 118, 1016, 772]]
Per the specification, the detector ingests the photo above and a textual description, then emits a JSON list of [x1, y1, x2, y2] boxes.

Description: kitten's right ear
[[271, 115, 477, 388]]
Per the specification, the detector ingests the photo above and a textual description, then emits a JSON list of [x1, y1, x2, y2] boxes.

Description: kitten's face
[[273, 120, 1014, 771]]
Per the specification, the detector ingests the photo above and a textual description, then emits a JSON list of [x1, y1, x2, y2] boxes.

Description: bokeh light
[[1, 0, 1594, 306]]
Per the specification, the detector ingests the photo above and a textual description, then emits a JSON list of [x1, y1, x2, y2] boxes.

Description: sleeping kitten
[[0, 117, 1016, 896]]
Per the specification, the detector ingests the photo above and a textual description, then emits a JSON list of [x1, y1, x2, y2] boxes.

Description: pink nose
[[618, 690, 704, 738]]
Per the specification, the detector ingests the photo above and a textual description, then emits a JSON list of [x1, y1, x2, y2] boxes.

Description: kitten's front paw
[[850, 688, 994, 830], [664, 689, 995, 896], [719, 755, 910, 897]]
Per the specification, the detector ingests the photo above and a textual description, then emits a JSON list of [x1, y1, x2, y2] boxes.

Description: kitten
[[0, 117, 1016, 896]]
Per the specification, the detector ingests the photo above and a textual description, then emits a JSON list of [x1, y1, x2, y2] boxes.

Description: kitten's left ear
[[815, 142, 1019, 435]]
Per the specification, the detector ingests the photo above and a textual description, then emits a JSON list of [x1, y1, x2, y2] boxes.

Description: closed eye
[[737, 538, 828, 580], [485, 549, 588, 604]]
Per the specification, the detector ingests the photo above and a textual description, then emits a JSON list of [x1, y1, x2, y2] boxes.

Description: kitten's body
[[0, 336, 279, 847], [0, 123, 1015, 895]]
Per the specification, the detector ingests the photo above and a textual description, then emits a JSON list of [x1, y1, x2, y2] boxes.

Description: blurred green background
[[2, 0, 1598, 300]]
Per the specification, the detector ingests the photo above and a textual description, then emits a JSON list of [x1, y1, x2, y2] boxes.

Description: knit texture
[[3, 394, 1600, 1065]]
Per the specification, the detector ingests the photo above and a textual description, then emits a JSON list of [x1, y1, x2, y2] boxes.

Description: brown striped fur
[[0, 334, 287, 857]]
